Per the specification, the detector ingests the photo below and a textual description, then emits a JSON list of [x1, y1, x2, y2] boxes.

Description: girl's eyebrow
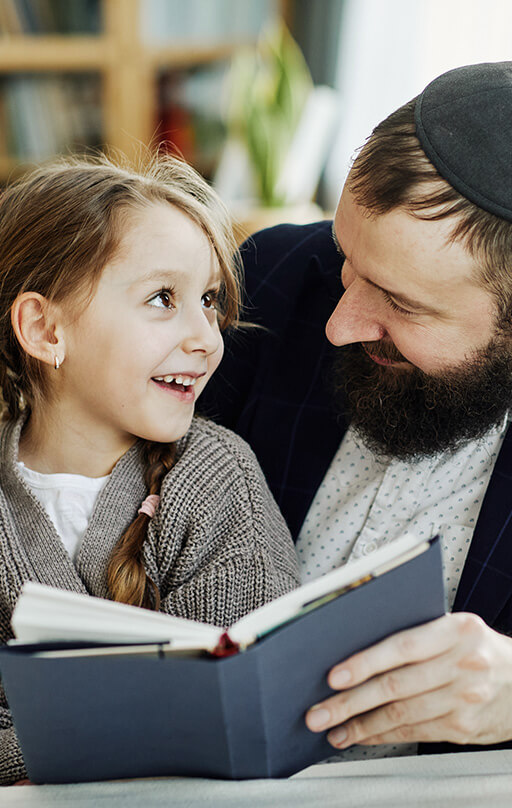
[[131, 269, 185, 286], [130, 268, 221, 288]]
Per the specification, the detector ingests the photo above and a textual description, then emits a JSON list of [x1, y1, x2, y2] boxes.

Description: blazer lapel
[[244, 251, 346, 540], [453, 422, 512, 626]]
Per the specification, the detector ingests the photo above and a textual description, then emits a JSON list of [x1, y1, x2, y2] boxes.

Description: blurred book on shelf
[[0, 0, 100, 35], [0, 0, 292, 184], [156, 65, 228, 179], [141, 0, 279, 45], [1, 73, 102, 162]]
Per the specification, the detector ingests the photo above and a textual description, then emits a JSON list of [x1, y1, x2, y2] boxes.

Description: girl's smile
[[151, 372, 206, 403]]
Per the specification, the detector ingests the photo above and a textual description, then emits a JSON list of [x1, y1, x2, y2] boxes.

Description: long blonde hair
[[0, 152, 241, 609]]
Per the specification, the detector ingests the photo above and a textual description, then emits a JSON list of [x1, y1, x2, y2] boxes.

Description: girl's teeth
[[155, 374, 197, 386]]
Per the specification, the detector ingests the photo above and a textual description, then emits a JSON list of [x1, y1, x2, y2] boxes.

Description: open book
[[12, 531, 434, 656], [1, 532, 445, 783]]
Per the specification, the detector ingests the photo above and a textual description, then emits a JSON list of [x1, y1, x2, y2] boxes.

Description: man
[[201, 62, 512, 758]]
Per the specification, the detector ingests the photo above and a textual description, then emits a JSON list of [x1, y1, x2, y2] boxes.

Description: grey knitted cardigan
[[0, 416, 300, 785]]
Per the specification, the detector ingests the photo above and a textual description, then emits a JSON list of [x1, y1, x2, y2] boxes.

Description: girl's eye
[[202, 290, 219, 310], [382, 290, 414, 317], [148, 288, 174, 309]]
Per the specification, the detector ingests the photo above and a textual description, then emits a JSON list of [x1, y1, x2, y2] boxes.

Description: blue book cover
[[0, 536, 445, 783]]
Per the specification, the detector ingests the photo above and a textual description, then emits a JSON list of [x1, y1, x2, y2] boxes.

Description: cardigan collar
[[0, 417, 147, 598]]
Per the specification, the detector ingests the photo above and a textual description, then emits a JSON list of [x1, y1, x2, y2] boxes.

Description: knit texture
[[0, 416, 299, 785]]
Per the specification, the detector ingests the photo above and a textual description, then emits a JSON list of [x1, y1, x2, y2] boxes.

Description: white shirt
[[17, 462, 110, 562], [296, 417, 508, 760]]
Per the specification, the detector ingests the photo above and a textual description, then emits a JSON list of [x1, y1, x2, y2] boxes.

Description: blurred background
[[0, 0, 511, 240]]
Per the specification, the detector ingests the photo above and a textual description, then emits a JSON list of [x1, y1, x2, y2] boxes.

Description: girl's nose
[[180, 307, 222, 356]]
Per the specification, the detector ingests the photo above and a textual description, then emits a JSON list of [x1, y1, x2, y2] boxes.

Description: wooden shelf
[[149, 41, 252, 70], [0, 36, 110, 71], [0, 0, 289, 176], [0, 36, 252, 73]]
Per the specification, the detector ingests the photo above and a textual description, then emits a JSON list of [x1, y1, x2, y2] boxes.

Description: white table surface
[[3, 750, 512, 807]]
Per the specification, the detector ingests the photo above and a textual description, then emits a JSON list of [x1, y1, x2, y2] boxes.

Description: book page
[[11, 583, 222, 648], [11, 533, 432, 652], [32, 642, 208, 660], [229, 532, 432, 647]]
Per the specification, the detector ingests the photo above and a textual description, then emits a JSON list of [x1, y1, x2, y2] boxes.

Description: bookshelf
[[0, 0, 293, 179]]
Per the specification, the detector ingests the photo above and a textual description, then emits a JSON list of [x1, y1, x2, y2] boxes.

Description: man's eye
[[382, 290, 414, 317], [148, 289, 174, 309]]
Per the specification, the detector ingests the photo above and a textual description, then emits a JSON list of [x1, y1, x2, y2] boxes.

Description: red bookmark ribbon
[[211, 632, 240, 658]]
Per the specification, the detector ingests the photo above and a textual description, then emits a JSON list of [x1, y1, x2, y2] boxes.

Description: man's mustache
[[361, 341, 407, 363]]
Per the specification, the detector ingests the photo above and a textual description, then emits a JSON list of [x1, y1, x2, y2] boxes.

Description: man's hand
[[305, 613, 512, 749]]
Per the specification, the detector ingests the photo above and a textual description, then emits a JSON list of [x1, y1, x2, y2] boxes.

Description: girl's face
[[59, 202, 224, 456]]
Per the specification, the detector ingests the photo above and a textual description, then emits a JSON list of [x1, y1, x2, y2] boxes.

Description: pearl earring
[[54, 356, 61, 370]]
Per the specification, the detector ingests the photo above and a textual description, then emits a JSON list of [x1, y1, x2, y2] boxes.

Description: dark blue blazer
[[201, 221, 512, 752]]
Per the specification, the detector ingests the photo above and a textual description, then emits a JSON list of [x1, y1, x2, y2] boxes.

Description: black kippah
[[415, 61, 512, 222]]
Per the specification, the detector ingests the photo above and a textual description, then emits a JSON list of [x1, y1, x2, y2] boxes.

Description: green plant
[[226, 21, 312, 206]]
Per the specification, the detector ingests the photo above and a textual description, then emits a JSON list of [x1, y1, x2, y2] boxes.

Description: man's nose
[[325, 281, 387, 346]]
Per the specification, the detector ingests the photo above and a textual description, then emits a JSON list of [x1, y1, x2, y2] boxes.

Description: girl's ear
[[11, 292, 66, 368]]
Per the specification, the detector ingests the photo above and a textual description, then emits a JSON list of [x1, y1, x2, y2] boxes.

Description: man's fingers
[[306, 653, 452, 733], [306, 611, 512, 746], [327, 613, 476, 691], [326, 685, 456, 748], [335, 715, 455, 748], [306, 613, 488, 733]]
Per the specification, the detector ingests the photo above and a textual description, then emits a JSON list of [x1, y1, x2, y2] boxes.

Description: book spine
[[218, 649, 270, 778]]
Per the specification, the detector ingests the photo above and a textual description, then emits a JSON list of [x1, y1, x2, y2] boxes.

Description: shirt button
[[363, 542, 377, 555]]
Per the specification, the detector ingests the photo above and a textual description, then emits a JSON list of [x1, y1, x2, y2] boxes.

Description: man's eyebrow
[[331, 226, 438, 314], [331, 224, 345, 257], [331, 223, 438, 313]]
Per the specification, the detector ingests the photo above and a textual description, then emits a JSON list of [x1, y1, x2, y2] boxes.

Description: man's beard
[[332, 338, 512, 460]]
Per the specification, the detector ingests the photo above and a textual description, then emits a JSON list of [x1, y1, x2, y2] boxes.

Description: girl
[[0, 154, 300, 785]]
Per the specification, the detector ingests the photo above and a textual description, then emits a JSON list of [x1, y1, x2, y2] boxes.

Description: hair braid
[[0, 349, 25, 421], [107, 441, 176, 610]]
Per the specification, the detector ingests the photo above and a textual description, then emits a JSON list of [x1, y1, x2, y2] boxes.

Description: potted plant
[[215, 21, 329, 240]]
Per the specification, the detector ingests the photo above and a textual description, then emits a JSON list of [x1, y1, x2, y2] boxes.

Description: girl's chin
[[139, 412, 196, 445]]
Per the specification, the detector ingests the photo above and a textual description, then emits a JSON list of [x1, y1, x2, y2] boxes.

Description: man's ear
[[10, 292, 66, 368]]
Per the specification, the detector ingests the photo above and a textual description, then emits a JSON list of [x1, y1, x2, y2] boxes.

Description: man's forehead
[[332, 188, 493, 314]]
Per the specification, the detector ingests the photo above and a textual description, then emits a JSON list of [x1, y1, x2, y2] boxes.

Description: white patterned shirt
[[296, 417, 508, 761]]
